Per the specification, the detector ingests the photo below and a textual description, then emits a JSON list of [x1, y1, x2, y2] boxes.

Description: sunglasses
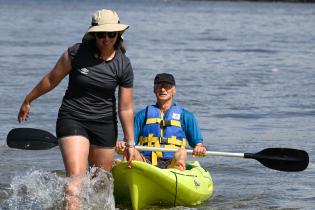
[[155, 83, 173, 90], [95, 32, 118, 39]]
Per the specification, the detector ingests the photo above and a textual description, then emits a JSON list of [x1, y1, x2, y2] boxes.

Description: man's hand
[[192, 144, 206, 157], [115, 140, 126, 154]]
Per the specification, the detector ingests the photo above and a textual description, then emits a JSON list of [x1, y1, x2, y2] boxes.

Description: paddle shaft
[[136, 146, 245, 158], [135, 146, 309, 172]]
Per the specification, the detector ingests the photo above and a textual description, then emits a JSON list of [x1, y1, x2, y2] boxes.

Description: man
[[117, 73, 206, 171]]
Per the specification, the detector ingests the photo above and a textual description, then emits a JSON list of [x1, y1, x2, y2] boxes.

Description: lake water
[[0, 0, 314, 209]]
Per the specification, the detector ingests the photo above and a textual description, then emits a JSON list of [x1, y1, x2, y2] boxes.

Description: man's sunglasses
[[155, 83, 173, 90], [95, 32, 118, 39]]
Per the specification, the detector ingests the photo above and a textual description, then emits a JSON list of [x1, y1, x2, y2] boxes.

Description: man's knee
[[174, 148, 187, 160]]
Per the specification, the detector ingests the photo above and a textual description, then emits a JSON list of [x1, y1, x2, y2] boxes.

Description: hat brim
[[154, 80, 175, 85], [82, 24, 129, 40], [88, 24, 129, 33], [156, 82, 175, 86]]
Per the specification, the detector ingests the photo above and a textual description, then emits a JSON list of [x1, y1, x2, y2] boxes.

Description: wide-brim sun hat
[[82, 9, 129, 40]]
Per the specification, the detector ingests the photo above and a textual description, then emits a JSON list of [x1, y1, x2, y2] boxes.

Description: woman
[[18, 9, 136, 209]]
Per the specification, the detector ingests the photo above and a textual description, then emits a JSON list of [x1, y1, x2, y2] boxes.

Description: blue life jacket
[[139, 104, 187, 165]]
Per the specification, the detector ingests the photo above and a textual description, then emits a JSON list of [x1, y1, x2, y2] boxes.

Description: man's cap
[[154, 73, 176, 86]]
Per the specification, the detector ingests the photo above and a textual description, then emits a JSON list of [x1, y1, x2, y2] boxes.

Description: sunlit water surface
[[0, 0, 314, 209]]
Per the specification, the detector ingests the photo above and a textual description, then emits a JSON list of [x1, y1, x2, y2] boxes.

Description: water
[[0, 0, 314, 209]]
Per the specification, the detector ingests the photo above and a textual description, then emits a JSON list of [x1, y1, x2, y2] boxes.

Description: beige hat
[[83, 9, 129, 40]]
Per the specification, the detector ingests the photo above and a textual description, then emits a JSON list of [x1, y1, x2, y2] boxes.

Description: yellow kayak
[[112, 160, 213, 210]]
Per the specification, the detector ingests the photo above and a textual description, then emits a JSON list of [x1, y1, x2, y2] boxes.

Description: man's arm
[[181, 109, 206, 156], [134, 108, 146, 145], [181, 109, 204, 147]]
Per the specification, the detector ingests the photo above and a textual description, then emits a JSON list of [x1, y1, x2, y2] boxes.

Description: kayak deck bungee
[[112, 160, 213, 210]]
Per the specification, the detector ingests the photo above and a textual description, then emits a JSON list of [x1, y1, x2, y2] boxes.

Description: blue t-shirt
[[134, 104, 203, 148]]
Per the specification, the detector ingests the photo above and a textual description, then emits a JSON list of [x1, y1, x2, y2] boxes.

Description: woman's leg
[[59, 136, 90, 210], [88, 145, 116, 171], [87, 146, 116, 193], [88, 145, 146, 169]]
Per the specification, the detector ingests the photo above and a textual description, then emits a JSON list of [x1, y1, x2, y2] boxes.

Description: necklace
[[95, 50, 116, 61], [104, 51, 116, 61]]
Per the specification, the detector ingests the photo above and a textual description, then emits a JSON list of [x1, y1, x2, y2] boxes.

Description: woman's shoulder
[[115, 48, 131, 63], [68, 41, 95, 59], [68, 41, 94, 52], [68, 43, 80, 56]]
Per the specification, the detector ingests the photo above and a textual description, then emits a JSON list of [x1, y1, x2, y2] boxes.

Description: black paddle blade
[[244, 148, 309, 172], [7, 128, 58, 150]]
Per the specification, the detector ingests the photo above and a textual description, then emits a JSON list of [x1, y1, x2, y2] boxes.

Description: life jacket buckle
[[159, 137, 168, 144], [160, 120, 171, 127]]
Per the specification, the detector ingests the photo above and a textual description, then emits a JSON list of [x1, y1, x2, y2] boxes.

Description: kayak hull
[[112, 161, 213, 210]]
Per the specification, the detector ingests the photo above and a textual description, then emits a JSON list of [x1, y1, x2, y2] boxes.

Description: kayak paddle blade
[[244, 148, 309, 172], [7, 128, 58, 150]]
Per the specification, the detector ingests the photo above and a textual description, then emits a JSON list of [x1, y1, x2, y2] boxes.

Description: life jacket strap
[[146, 118, 181, 127], [139, 135, 162, 165], [165, 136, 187, 148], [139, 135, 187, 166]]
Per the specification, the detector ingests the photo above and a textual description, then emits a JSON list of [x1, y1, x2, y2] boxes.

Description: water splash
[[5, 169, 64, 209], [80, 167, 115, 210], [3, 168, 115, 210]]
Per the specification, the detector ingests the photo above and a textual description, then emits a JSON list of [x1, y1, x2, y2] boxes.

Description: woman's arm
[[18, 51, 72, 122], [118, 86, 135, 163], [118, 87, 134, 145]]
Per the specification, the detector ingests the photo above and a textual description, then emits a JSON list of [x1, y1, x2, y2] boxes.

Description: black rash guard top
[[57, 41, 134, 123]]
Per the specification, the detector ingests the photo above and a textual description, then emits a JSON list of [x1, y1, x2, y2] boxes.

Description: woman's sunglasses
[[95, 32, 118, 39]]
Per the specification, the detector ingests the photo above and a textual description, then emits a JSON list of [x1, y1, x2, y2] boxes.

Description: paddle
[[7, 128, 309, 172], [136, 146, 309, 172], [7, 128, 58, 150]]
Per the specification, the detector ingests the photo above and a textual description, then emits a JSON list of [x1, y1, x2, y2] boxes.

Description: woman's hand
[[124, 145, 136, 168], [116, 140, 137, 168], [18, 99, 31, 122], [192, 144, 207, 157]]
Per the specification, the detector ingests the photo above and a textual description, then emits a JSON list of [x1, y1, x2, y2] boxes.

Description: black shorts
[[56, 118, 117, 147]]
